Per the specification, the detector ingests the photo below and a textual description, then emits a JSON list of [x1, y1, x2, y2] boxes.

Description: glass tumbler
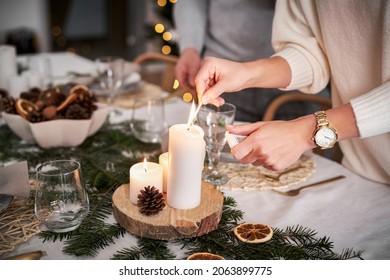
[[34, 160, 89, 233], [130, 95, 167, 143]]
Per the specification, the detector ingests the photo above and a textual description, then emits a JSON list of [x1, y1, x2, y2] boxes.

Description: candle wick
[[144, 168, 147, 172]]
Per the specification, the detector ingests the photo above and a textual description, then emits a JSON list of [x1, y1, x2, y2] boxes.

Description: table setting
[[1, 52, 390, 260]]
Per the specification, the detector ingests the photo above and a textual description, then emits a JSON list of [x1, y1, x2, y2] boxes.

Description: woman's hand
[[227, 116, 316, 170], [195, 56, 292, 107], [195, 57, 251, 106], [175, 48, 201, 94]]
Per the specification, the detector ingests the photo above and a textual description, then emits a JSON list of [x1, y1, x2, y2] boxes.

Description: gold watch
[[312, 111, 338, 149]]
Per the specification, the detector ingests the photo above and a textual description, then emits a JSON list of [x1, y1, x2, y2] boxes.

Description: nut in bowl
[[1, 85, 108, 149]]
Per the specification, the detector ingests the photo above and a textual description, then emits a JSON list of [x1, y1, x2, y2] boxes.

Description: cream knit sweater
[[272, 0, 390, 184]]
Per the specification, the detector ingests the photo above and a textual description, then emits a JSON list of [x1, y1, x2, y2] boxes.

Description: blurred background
[[0, 0, 178, 60]]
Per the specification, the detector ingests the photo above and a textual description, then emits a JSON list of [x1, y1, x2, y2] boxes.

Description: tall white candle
[[0, 45, 17, 90], [159, 152, 169, 193], [167, 124, 205, 209], [129, 159, 163, 205]]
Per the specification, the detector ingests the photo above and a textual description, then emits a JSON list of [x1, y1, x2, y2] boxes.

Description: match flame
[[143, 158, 148, 172], [186, 101, 197, 130]]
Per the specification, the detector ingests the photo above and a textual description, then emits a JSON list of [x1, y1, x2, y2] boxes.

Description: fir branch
[[111, 237, 176, 260]]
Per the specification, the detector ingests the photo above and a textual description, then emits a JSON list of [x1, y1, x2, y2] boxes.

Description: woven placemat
[[217, 155, 316, 191], [0, 198, 41, 256]]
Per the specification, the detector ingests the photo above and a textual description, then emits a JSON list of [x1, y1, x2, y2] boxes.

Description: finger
[[227, 122, 263, 135], [209, 96, 225, 107], [230, 137, 253, 161]]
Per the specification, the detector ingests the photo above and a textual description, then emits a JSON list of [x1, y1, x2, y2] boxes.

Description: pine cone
[[0, 90, 16, 114], [64, 103, 90, 119], [73, 88, 97, 114], [27, 110, 45, 123], [20, 88, 41, 103], [38, 87, 66, 107], [137, 186, 165, 216]]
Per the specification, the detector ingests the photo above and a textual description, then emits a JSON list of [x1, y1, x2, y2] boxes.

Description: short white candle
[[159, 152, 169, 193], [167, 124, 205, 209], [129, 159, 163, 205]]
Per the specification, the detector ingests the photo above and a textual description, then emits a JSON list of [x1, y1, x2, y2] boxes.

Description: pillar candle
[[0, 45, 17, 90], [159, 152, 169, 193], [167, 124, 205, 209], [129, 159, 163, 205]]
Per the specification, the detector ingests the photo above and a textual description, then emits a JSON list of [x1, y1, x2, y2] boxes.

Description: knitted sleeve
[[350, 81, 390, 138], [173, 0, 208, 54], [271, 0, 330, 94]]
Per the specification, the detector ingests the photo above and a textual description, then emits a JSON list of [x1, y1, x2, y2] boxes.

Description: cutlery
[[273, 175, 346, 196], [263, 165, 302, 181], [3, 250, 46, 260]]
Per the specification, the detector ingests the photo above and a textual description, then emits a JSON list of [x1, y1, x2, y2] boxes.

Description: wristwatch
[[312, 111, 338, 149]]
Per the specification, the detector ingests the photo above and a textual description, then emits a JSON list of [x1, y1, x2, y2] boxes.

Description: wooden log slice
[[112, 181, 224, 240]]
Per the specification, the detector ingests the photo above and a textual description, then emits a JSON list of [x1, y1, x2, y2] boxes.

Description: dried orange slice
[[187, 252, 225, 260], [15, 99, 37, 119], [234, 223, 273, 243]]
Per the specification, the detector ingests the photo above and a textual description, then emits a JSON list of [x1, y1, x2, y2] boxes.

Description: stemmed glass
[[197, 103, 236, 186], [95, 56, 124, 121]]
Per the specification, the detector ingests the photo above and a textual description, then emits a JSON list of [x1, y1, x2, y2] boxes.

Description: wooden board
[[112, 181, 224, 240]]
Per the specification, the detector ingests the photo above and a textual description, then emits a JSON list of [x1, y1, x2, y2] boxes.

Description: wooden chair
[[262, 92, 343, 163], [133, 52, 179, 93]]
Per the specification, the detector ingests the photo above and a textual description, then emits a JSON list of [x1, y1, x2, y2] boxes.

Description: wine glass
[[197, 103, 236, 185], [95, 56, 124, 104], [34, 160, 89, 233]]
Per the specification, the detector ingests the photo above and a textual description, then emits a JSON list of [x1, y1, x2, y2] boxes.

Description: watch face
[[314, 127, 337, 148]]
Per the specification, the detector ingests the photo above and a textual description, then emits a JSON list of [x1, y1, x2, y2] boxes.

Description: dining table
[[1, 52, 389, 261]]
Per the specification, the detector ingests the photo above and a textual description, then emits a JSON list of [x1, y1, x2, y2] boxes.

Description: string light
[[173, 79, 179, 89], [51, 26, 62, 37], [182, 92, 193, 102], [155, 23, 165, 33], [162, 31, 172, 41], [161, 45, 171, 55], [157, 0, 167, 7]]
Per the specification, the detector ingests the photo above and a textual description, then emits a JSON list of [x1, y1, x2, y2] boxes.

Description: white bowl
[[2, 103, 109, 149]]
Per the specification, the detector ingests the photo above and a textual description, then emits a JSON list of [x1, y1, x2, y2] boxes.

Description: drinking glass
[[27, 55, 52, 88], [130, 95, 167, 143], [197, 103, 236, 185], [34, 160, 89, 233], [95, 56, 124, 104]]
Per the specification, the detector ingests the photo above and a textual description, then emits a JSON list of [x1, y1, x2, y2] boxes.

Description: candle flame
[[143, 158, 148, 172]]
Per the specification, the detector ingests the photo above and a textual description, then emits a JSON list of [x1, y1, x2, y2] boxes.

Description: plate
[[0, 194, 14, 213]]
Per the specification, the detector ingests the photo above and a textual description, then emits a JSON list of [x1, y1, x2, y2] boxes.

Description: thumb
[[227, 122, 263, 136]]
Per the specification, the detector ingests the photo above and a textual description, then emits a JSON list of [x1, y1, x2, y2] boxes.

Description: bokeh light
[[155, 23, 165, 33], [157, 0, 167, 7], [51, 26, 62, 37], [182, 92, 193, 102], [173, 79, 179, 90], [161, 45, 171, 55], [162, 31, 172, 41]]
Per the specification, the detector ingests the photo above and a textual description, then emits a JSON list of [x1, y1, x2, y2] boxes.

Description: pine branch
[[111, 237, 176, 260]]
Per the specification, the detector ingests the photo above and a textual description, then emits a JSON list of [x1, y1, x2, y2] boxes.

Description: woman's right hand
[[194, 56, 251, 106]]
